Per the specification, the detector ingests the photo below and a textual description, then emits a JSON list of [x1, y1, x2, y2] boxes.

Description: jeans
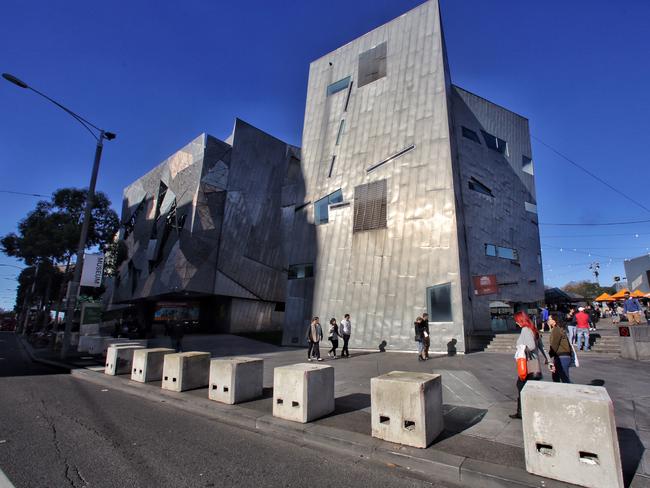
[[328, 339, 338, 356], [577, 328, 590, 350], [516, 374, 541, 415], [341, 334, 350, 357], [172, 338, 183, 352], [307, 340, 320, 359], [567, 325, 576, 344], [552, 355, 571, 383], [417, 340, 424, 357]]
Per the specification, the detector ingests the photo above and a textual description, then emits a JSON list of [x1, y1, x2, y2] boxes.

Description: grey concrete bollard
[[104, 345, 145, 375], [161, 352, 211, 392], [521, 381, 624, 488], [273, 363, 334, 423], [131, 348, 175, 383], [101, 339, 147, 357], [209, 357, 263, 404], [371, 371, 443, 448]]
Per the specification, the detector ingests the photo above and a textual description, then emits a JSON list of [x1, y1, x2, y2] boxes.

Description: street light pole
[[2, 72, 116, 358]]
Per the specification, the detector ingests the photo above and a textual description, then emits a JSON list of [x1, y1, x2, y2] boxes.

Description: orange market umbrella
[[631, 290, 646, 298], [611, 288, 629, 300], [594, 292, 613, 302]]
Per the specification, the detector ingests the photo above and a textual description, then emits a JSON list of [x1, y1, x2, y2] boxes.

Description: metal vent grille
[[353, 180, 387, 233]]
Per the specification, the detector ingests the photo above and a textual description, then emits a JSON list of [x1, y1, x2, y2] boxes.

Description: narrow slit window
[[366, 145, 415, 173], [335, 120, 345, 146], [328, 155, 336, 178], [326, 76, 351, 96], [462, 127, 481, 144], [344, 81, 354, 111], [468, 177, 493, 197]]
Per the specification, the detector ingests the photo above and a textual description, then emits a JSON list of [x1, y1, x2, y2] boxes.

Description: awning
[[611, 288, 629, 300], [594, 292, 614, 302]]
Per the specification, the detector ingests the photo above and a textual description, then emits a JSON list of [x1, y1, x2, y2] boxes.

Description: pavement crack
[[38, 399, 81, 487]]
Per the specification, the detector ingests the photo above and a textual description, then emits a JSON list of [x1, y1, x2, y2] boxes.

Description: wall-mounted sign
[[80, 253, 105, 288], [473, 274, 498, 296]]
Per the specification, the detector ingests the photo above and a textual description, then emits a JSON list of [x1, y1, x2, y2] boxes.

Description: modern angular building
[[282, 0, 544, 352], [624, 254, 650, 293], [112, 119, 301, 334]]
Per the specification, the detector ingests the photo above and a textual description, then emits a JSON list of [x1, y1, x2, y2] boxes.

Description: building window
[[353, 180, 387, 232], [358, 42, 387, 88], [522, 156, 534, 175], [481, 130, 508, 155], [461, 127, 481, 144], [344, 81, 354, 111], [366, 145, 415, 173], [327, 76, 351, 96], [468, 177, 493, 197], [426, 283, 453, 322], [288, 264, 314, 279], [525, 202, 537, 214], [314, 189, 343, 225], [335, 119, 345, 146], [486, 243, 519, 261], [327, 155, 336, 178]]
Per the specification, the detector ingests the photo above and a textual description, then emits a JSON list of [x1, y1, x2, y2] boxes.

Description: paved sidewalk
[[20, 334, 650, 487]]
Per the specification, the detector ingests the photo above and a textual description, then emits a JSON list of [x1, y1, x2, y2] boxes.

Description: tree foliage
[[561, 281, 616, 300]]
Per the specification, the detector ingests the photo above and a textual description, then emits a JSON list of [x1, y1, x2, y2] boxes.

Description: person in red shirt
[[574, 307, 591, 351]]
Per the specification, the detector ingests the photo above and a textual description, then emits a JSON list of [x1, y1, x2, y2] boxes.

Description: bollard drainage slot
[[133, 368, 137, 373], [536, 443, 554, 457], [212, 384, 217, 390], [579, 451, 599, 466], [404, 420, 416, 431], [106, 363, 109, 367], [276, 398, 284, 405], [164, 376, 168, 381], [379, 415, 390, 425], [139, 369, 142, 374], [172, 377, 177, 382], [223, 386, 229, 392], [292, 401, 299, 408]]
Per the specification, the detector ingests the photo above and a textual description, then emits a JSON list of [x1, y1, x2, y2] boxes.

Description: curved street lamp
[[2, 72, 116, 358]]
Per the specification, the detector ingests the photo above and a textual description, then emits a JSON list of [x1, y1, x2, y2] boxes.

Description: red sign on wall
[[473, 275, 498, 296]]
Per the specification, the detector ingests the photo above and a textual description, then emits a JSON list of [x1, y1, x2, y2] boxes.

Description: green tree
[[562, 281, 616, 300]]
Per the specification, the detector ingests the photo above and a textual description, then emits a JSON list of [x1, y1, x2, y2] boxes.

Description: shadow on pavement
[[618, 427, 645, 487], [437, 404, 488, 441]]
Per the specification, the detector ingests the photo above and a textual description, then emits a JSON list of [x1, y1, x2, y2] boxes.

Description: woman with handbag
[[510, 311, 549, 420], [548, 315, 572, 383]]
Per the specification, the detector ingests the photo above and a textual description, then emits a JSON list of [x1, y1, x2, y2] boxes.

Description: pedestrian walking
[[414, 316, 426, 361], [548, 315, 572, 383], [422, 312, 431, 359], [541, 306, 549, 331], [575, 307, 591, 351], [306, 317, 323, 361], [169, 320, 185, 352], [340, 313, 352, 358], [565, 307, 577, 345], [510, 311, 548, 420], [327, 318, 342, 358], [623, 292, 643, 325]]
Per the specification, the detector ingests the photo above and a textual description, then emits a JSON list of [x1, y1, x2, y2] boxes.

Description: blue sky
[[1, 0, 649, 309]]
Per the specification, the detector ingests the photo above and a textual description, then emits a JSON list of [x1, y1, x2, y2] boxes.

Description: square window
[[522, 156, 534, 175], [353, 180, 387, 232], [462, 127, 481, 144], [525, 202, 537, 214], [485, 244, 497, 257], [427, 283, 453, 322], [288, 264, 314, 280], [358, 42, 387, 88]]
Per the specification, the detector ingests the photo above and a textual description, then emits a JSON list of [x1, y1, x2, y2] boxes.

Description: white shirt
[[340, 319, 351, 335]]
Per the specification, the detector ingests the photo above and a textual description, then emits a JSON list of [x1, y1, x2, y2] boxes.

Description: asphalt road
[[0, 332, 449, 488]]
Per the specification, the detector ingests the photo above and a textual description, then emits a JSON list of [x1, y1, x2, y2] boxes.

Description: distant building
[[624, 254, 650, 293], [282, 0, 544, 353], [113, 120, 301, 334]]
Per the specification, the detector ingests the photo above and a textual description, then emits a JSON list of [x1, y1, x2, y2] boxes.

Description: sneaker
[[308, 358, 313, 362], [317, 358, 323, 361], [509, 413, 522, 420]]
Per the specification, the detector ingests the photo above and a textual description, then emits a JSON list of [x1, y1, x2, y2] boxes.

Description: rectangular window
[[335, 119, 345, 146], [353, 180, 387, 232], [327, 155, 336, 178], [468, 177, 493, 197], [485, 244, 518, 261], [326, 76, 351, 96], [525, 202, 537, 214], [481, 130, 508, 155], [288, 264, 314, 280], [344, 81, 354, 111], [427, 283, 453, 322], [462, 127, 481, 144], [358, 42, 387, 88], [366, 145, 415, 173], [522, 156, 534, 175], [314, 189, 343, 225]]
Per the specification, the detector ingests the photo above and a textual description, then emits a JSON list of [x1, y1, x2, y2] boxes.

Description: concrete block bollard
[[273, 363, 334, 423], [105, 345, 145, 375], [521, 381, 624, 488], [101, 339, 147, 357], [209, 357, 263, 404], [131, 348, 175, 383], [161, 352, 211, 392], [370, 371, 443, 448]]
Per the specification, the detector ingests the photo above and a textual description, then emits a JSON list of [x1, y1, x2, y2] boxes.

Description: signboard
[[619, 326, 630, 337], [153, 302, 200, 322], [473, 274, 498, 296], [80, 253, 105, 287]]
